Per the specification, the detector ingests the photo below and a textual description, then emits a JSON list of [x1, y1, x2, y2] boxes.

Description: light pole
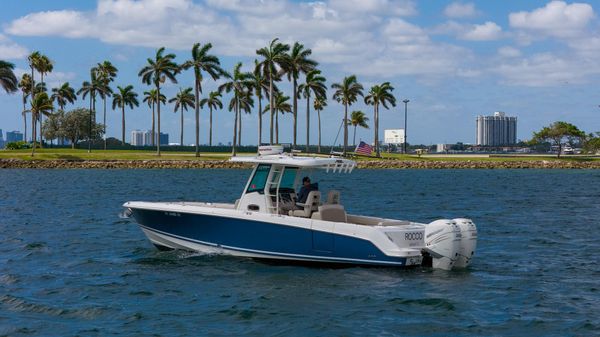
[[403, 99, 409, 154]]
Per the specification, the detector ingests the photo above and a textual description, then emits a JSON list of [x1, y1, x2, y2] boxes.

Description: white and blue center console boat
[[123, 147, 477, 270]]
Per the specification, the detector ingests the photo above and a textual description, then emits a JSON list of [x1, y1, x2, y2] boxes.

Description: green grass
[[0, 148, 232, 161], [1, 148, 598, 162]]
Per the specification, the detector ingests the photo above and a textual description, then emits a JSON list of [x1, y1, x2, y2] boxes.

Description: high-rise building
[[476, 112, 517, 146], [131, 130, 145, 146], [0, 129, 4, 148], [159, 132, 168, 145], [130, 130, 169, 146], [6, 131, 23, 142]]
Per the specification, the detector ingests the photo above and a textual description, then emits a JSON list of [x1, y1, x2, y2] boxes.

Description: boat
[[122, 147, 477, 270]]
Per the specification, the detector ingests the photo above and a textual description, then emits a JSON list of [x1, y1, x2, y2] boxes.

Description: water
[[1, 169, 599, 336]]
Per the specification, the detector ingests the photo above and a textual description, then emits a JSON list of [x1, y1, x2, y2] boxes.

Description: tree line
[[0, 38, 396, 157]]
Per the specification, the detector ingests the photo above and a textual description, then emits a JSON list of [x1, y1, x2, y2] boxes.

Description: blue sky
[[1, 0, 599, 146]]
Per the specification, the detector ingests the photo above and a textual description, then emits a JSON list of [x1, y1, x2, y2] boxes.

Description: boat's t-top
[[229, 147, 355, 217]]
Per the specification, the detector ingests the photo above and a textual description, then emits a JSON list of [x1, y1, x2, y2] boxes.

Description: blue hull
[[131, 209, 410, 267]]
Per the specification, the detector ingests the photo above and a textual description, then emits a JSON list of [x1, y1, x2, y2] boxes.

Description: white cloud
[[444, 2, 478, 18], [431, 21, 502, 41], [493, 53, 600, 87], [0, 34, 29, 59], [328, 0, 417, 16], [461, 21, 502, 41], [509, 1, 595, 38], [498, 46, 521, 58]]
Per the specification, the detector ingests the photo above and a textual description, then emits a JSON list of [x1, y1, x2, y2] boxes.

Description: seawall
[[1, 158, 599, 169]]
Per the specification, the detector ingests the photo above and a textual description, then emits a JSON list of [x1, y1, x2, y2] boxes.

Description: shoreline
[[1, 158, 599, 169]]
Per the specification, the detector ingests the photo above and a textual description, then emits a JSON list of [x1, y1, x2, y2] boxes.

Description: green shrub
[[5, 141, 31, 150]]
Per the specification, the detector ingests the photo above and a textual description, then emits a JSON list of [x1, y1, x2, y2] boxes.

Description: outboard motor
[[453, 218, 478, 268], [422, 219, 461, 270]]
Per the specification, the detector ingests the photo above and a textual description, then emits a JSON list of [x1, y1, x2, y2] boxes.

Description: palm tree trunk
[[103, 97, 107, 150], [306, 94, 310, 153], [31, 113, 36, 156], [276, 111, 279, 144], [354, 125, 357, 148], [343, 103, 348, 155], [373, 104, 378, 157], [209, 106, 213, 147], [88, 95, 92, 153], [238, 111, 242, 147], [257, 94, 262, 146], [375, 104, 380, 157], [39, 73, 44, 148], [156, 85, 161, 156], [122, 105, 126, 144], [318, 109, 321, 153], [195, 78, 200, 156], [180, 105, 184, 146], [293, 77, 297, 148], [232, 96, 238, 156], [269, 74, 274, 145], [151, 102, 155, 146]]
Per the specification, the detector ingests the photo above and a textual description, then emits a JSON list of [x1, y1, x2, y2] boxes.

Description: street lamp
[[403, 99, 409, 154]]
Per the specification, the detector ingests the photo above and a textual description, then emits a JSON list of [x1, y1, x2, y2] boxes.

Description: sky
[[0, 0, 599, 146]]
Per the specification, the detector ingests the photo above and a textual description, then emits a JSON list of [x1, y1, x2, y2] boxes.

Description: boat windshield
[[247, 164, 271, 194], [280, 167, 298, 192]]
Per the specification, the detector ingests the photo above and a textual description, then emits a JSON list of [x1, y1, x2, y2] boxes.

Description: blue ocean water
[[0, 169, 599, 336]]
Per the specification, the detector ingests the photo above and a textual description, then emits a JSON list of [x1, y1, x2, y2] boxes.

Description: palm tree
[[227, 90, 253, 155], [264, 93, 292, 144], [313, 97, 327, 153], [143, 89, 166, 146], [256, 38, 290, 144], [77, 70, 110, 152], [284, 42, 317, 148], [331, 75, 364, 155], [298, 69, 326, 152], [25, 92, 53, 156], [51, 82, 77, 111], [36, 54, 53, 146], [350, 110, 369, 147], [169, 87, 195, 146], [112, 85, 139, 144], [182, 43, 225, 156], [219, 62, 253, 155], [248, 59, 274, 146], [199, 91, 223, 146], [364, 82, 396, 157], [138, 47, 178, 156], [95, 61, 118, 149], [18, 74, 32, 141], [0, 60, 18, 93]]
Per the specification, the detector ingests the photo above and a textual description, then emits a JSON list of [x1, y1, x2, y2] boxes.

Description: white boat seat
[[326, 190, 340, 205], [289, 191, 321, 217], [312, 204, 347, 222]]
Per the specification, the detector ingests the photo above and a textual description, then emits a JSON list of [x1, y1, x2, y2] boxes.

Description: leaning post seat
[[311, 204, 347, 222], [289, 191, 321, 217]]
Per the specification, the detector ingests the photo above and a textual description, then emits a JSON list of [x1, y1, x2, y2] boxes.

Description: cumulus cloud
[[0, 34, 29, 59], [461, 21, 502, 41], [432, 21, 502, 41], [509, 1, 595, 38], [444, 2, 478, 18], [497, 46, 521, 58]]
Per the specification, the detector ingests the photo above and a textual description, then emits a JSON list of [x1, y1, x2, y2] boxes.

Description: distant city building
[[476, 111, 517, 146], [6, 130, 23, 142], [0, 129, 4, 148], [130, 130, 169, 146], [131, 130, 145, 146], [436, 144, 450, 153], [159, 132, 168, 145]]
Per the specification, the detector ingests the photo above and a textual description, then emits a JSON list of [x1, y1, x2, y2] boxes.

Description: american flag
[[355, 141, 373, 156]]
